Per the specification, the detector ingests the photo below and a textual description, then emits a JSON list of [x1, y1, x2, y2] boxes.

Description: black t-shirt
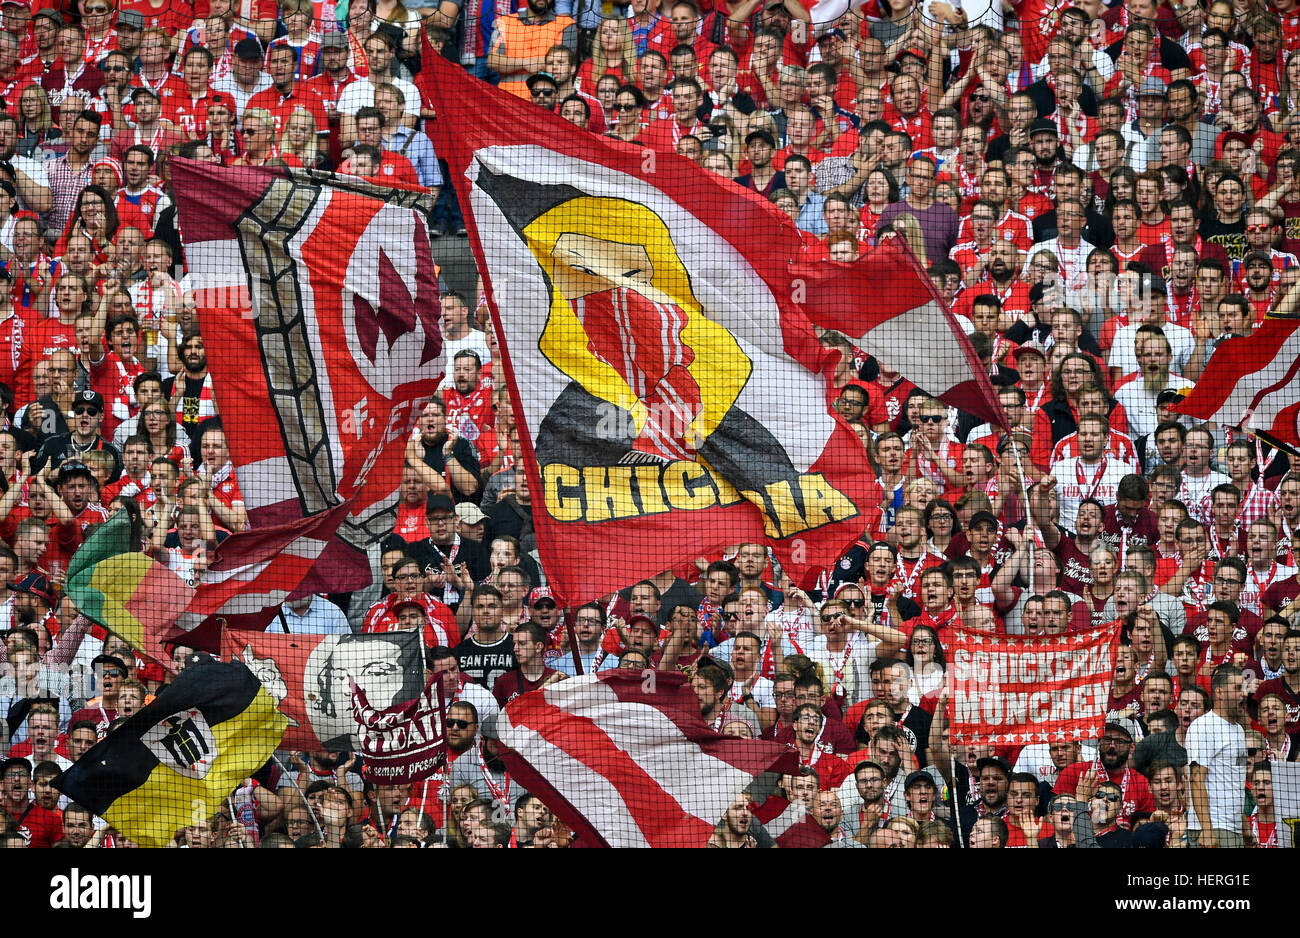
[[417, 534, 490, 584], [454, 633, 516, 689], [33, 433, 123, 482], [420, 434, 482, 501], [1103, 36, 1192, 73], [1199, 216, 1248, 260], [162, 373, 210, 448]]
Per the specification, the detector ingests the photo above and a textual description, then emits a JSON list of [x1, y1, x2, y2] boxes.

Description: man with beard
[[876, 156, 958, 264], [1187, 665, 1248, 847], [1089, 780, 1133, 847], [1113, 326, 1194, 440], [842, 760, 901, 841], [407, 398, 481, 503], [442, 350, 494, 447], [1048, 415, 1138, 530], [952, 238, 1033, 325], [164, 332, 216, 450], [449, 723, 513, 810], [1054, 721, 1154, 827]]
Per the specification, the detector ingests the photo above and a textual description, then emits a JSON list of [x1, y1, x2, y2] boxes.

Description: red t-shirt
[[4, 801, 63, 847], [492, 667, 561, 706]]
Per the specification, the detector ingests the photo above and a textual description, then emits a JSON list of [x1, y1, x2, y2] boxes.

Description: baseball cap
[[968, 510, 1000, 530], [1104, 721, 1134, 741], [904, 770, 936, 790], [117, 9, 145, 28], [389, 598, 427, 618], [974, 755, 1011, 775], [627, 613, 658, 632], [527, 586, 557, 607], [1219, 130, 1252, 149], [33, 9, 64, 26], [454, 502, 487, 525], [0, 757, 31, 778], [130, 86, 160, 103], [525, 71, 558, 91], [234, 37, 265, 60], [56, 461, 94, 487], [320, 31, 348, 49], [74, 389, 104, 413], [11, 572, 55, 606], [425, 493, 455, 515], [1137, 77, 1167, 97], [1156, 388, 1184, 407], [818, 28, 847, 41], [1011, 342, 1046, 363], [1028, 117, 1058, 137], [205, 92, 235, 112]]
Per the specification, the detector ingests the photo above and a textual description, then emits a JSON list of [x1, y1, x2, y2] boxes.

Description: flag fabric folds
[[53, 656, 287, 848], [219, 628, 425, 752], [170, 159, 444, 590], [351, 674, 448, 785], [420, 53, 882, 602], [1171, 317, 1300, 450], [791, 234, 1008, 430], [63, 513, 195, 671], [178, 498, 357, 632], [486, 670, 799, 848]]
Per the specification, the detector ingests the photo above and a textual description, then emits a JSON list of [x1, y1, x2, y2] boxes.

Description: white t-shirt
[[807, 633, 880, 706], [729, 675, 775, 711], [443, 329, 493, 367], [1108, 320, 1195, 376], [1049, 454, 1140, 530], [1185, 709, 1246, 832], [1114, 373, 1195, 439], [335, 77, 420, 118]]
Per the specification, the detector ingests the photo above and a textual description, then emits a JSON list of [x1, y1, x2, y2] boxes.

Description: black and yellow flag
[[54, 655, 287, 847]]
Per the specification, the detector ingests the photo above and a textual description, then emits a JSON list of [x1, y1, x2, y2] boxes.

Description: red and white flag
[[947, 624, 1119, 747], [420, 52, 878, 603], [490, 671, 799, 848], [1171, 317, 1300, 450], [179, 499, 356, 632], [171, 159, 443, 590], [792, 234, 1008, 430]]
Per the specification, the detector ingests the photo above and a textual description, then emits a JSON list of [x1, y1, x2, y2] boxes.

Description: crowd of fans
[[0, 0, 1296, 849]]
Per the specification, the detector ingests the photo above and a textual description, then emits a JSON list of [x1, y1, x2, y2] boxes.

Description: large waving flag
[[420, 53, 878, 602], [487, 671, 799, 848], [64, 512, 195, 671], [1172, 317, 1300, 451], [792, 234, 1007, 430], [171, 160, 443, 590], [54, 655, 287, 848], [177, 498, 357, 633]]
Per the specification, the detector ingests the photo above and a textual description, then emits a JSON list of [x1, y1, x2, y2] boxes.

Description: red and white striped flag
[[490, 671, 799, 848], [1172, 317, 1300, 450], [792, 234, 1008, 430], [177, 499, 355, 631]]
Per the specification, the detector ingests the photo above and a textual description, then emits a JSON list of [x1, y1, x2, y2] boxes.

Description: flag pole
[[272, 753, 325, 842]]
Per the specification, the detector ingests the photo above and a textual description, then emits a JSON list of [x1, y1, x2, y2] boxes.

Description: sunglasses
[[917, 414, 945, 424], [101, 668, 125, 678], [1246, 223, 1272, 232], [723, 611, 740, 620], [614, 103, 638, 112], [840, 598, 866, 608], [1092, 792, 1121, 802], [85, 5, 111, 12], [73, 407, 99, 416], [446, 719, 475, 730], [820, 613, 842, 623], [532, 88, 556, 98]]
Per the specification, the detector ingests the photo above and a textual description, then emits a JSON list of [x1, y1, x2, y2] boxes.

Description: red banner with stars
[[947, 624, 1121, 747]]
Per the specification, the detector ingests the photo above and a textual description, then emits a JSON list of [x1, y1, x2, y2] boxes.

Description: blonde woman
[[577, 17, 638, 91], [279, 107, 325, 168], [16, 85, 60, 158], [880, 212, 928, 264]]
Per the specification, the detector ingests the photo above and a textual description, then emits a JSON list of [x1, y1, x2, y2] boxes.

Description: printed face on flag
[[223, 630, 424, 751], [466, 149, 865, 599]]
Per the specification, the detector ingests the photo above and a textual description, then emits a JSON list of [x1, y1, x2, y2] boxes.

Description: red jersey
[[492, 666, 561, 706], [4, 801, 63, 848], [392, 503, 431, 542], [362, 593, 461, 649], [245, 84, 330, 136], [89, 351, 145, 441], [1055, 760, 1153, 826]]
